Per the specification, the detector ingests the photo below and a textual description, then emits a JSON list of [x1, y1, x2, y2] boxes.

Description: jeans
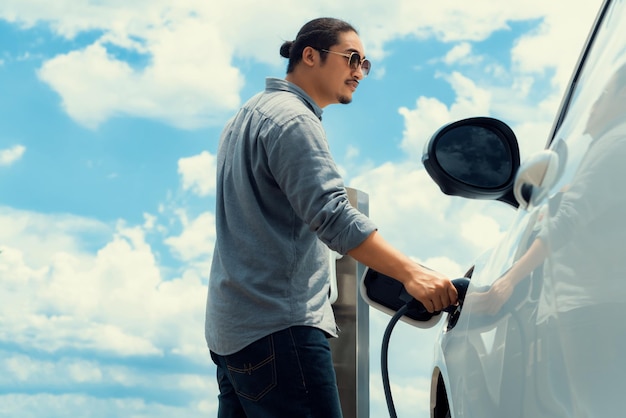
[[210, 326, 343, 418]]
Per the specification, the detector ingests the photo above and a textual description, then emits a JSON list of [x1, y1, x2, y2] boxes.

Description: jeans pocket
[[224, 335, 277, 401]]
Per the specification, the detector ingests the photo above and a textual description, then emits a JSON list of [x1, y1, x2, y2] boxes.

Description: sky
[[0, 1, 605, 417]]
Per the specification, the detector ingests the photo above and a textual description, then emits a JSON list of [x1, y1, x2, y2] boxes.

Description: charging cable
[[380, 278, 470, 418], [381, 300, 418, 418]]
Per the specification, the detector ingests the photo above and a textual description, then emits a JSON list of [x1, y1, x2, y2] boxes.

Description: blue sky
[[0, 1, 603, 417]]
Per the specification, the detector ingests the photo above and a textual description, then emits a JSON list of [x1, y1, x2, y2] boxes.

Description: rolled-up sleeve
[[264, 114, 377, 255]]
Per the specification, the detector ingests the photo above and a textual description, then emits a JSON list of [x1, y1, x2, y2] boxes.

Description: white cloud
[[345, 144, 360, 161], [389, 0, 602, 165], [460, 213, 506, 253], [443, 42, 474, 65], [164, 210, 215, 279], [0, 392, 215, 418], [0, 206, 110, 268], [350, 163, 456, 260], [2, 0, 603, 130], [0, 207, 208, 357], [0, 204, 215, 416], [178, 151, 217, 197], [0, 145, 25, 166], [398, 71, 491, 161], [38, 34, 243, 129], [422, 255, 464, 279], [349, 161, 513, 274], [164, 211, 214, 262], [510, 2, 600, 90]]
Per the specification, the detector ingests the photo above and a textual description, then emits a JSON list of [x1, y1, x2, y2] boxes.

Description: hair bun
[[280, 41, 293, 58]]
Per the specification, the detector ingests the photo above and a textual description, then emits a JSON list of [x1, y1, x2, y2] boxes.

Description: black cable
[[379, 279, 469, 417], [381, 302, 412, 418]]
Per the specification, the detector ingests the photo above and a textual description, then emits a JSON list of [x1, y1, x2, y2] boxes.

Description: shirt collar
[[265, 77, 323, 120]]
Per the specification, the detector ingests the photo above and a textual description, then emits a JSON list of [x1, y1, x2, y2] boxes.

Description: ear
[[301, 46, 317, 68]]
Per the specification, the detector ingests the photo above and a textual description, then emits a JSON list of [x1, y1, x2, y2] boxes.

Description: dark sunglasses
[[320, 49, 371, 76]]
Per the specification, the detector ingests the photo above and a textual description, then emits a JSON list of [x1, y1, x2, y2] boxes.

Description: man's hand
[[402, 265, 458, 313]]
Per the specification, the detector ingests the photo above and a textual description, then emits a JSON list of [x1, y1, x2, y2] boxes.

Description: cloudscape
[[0, 1, 603, 417]]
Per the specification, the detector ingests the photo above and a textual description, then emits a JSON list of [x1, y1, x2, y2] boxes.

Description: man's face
[[314, 31, 367, 107]]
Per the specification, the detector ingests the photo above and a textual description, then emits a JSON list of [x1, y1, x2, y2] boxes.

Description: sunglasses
[[320, 49, 371, 76]]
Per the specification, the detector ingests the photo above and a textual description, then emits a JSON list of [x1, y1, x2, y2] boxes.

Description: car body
[[417, 0, 626, 416]]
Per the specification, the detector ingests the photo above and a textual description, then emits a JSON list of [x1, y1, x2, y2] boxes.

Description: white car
[[363, 0, 626, 416]]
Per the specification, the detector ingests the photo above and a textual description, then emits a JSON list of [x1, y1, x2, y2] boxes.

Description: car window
[[549, 0, 626, 191]]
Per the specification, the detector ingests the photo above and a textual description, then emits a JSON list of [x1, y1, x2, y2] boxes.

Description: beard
[[338, 95, 352, 104]]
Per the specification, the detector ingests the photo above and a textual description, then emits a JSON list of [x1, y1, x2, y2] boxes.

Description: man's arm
[[348, 231, 457, 312]]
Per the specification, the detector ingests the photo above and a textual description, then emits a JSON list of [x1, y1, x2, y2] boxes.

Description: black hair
[[280, 17, 358, 74]]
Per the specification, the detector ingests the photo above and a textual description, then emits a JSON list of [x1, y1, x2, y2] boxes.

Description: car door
[[433, 0, 626, 416]]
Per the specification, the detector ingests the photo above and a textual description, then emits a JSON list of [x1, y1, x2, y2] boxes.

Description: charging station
[[329, 187, 370, 418]]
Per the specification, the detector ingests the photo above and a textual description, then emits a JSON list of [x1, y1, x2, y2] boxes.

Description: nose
[[353, 66, 364, 80]]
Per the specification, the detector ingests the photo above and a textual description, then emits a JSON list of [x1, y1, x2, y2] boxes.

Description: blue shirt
[[205, 78, 377, 355]]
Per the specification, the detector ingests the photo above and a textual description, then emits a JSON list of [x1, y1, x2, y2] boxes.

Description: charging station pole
[[329, 187, 370, 418]]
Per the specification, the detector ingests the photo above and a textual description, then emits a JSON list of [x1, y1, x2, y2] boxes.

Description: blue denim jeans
[[210, 326, 343, 418]]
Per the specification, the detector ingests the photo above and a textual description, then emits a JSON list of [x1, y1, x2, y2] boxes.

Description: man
[[206, 17, 458, 417]]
